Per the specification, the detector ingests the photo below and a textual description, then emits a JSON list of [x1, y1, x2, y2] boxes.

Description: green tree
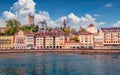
[[21, 24, 38, 32], [4, 27, 15, 35], [6, 19, 20, 28], [46, 27, 52, 31], [0, 31, 3, 35], [5, 19, 21, 35]]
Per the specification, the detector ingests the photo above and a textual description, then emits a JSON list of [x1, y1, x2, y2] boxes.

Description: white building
[[86, 24, 98, 35], [78, 30, 94, 48]]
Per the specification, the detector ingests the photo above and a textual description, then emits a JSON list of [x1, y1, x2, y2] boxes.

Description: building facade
[[78, 30, 94, 48], [86, 24, 98, 35], [93, 36, 103, 47], [34, 28, 69, 49], [99, 27, 120, 49], [14, 30, 35, 49], [26, 33, 34, 49], [0, 36, 13, 49], [64, 40, 81, 49], [14, 30, 27, 49]]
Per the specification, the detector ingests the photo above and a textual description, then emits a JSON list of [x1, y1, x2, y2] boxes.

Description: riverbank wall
[[0, 49, 120, 54]]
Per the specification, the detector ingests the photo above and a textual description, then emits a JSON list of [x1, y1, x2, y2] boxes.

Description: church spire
[[62, 18, 66, 28]]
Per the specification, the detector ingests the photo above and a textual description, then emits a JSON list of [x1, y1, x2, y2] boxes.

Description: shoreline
[[0, 49, 120, 54]]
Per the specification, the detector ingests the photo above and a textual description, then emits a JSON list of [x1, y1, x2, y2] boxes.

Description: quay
[[0, 49, 120, 54]]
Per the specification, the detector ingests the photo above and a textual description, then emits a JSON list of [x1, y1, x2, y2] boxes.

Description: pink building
[[99, 27, 120, 49], [14, 30, 34, 49]]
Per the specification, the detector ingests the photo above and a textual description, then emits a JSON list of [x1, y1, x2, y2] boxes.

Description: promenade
[[0, 49, 120, 54]]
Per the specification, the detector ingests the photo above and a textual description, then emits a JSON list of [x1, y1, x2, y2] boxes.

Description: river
[[0, 53, 120, 75]]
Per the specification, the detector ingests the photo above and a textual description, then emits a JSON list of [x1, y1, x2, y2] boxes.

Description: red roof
[[14, 30, 34, 36], [79, 30, 93, 35], [101, 27, 120, 32], [88, 24, 95, 27]]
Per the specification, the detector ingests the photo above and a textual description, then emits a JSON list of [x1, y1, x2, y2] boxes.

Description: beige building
[[34, 28, 69, 49], [78, 30, 94, 48], [14, 30, 34, 49], [26, 33, 34, 49], [64, 40, 81, 49], [93, 36, 103, 47], [86, 24, 98, 35], [14, 30, 27, 49], [0, 36, 13, 49], [99, 27, 120, 49]]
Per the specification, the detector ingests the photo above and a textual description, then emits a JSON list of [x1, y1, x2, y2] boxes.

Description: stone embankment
[[0, 49, 120, 54]]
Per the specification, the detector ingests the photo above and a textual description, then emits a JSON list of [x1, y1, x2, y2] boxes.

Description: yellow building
[[78, 30, 94, 48], [0, 36, 13, 49]]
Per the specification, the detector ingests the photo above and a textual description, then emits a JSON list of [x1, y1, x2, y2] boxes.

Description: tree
[[73, 35, 79, 42], [0, 31, 3, 35], [21, 24, 38, 32], [5, 19, 21, 35], [46, 27, 52, 31], [64, 27, 70, 34], [6, 19, 20, 28]]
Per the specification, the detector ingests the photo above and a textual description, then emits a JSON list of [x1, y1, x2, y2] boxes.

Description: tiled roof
[[101, 27, 120, 32], [14, 28, 69, 37], [35, 28, 69, 37], [79, 30, 93, 35], [88, 24, 95, 27], [14, 30, 34, 36]]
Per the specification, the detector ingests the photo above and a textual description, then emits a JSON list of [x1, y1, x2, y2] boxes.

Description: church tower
[[62, 19, 66, 28], [28, 13, 34, 25]]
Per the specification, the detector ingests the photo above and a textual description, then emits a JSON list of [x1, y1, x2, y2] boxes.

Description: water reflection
[[0, 53, 120, 75]]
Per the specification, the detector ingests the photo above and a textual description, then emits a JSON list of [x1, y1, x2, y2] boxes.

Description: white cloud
[[113, 21, 120, 27], [105, 3, 113, 7], [0, 0, 106, 30], [49, 13, 106, 30], [3, 11, 16, 20], [0, 18, 6, 27]]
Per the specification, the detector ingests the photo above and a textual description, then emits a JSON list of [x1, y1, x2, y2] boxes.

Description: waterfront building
[[64, 40, 81, 49], [0, 36, 13, 49], [99, 27, 120, 49], [34, 28, 69, 49], [86, 24, 98, 35], [14, 30, 34, 49], [26, 33, 34, 49], [14, 30, 27, 49], [28, 13, 34, 25], [78, 30, 94, 48], [93, 36, 103, 48]]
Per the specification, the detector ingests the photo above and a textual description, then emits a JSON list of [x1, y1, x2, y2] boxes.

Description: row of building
[[0, 28, 69, 49], [0, 25, 120, 49]]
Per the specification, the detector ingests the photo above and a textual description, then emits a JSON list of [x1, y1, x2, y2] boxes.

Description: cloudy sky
[[0, 0, 120, 29]]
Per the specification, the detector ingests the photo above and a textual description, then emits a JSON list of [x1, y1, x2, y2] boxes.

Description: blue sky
[[0, 0, 120, 28]]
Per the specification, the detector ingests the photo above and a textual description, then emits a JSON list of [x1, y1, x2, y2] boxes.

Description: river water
[[0, 53, 120, 75]]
